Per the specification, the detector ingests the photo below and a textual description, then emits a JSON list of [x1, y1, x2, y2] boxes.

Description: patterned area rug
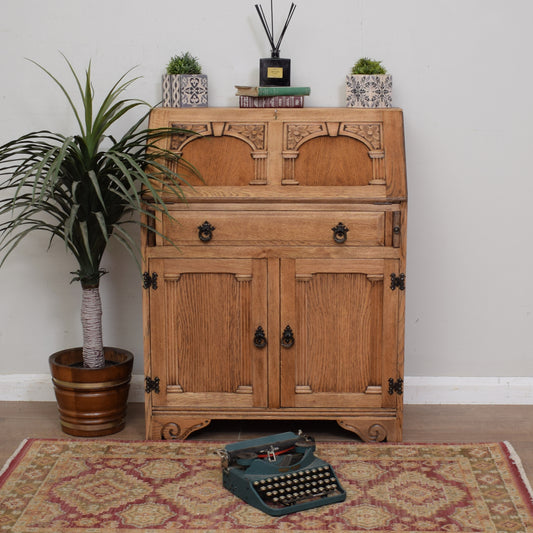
[[1, 439, 533, 532]]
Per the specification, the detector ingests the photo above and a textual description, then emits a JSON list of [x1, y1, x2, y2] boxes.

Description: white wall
[[1, 0, 532, 399]]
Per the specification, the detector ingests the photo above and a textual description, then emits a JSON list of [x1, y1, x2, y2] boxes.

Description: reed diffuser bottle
[[256, 2, 296, 87]]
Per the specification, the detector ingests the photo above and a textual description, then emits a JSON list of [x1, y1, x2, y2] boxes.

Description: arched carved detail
[[284, 122, 383, 152], [226, 123, 266, 151], [341, 123, 383, 150], [170, 123, 210, 151], [285, 123, 325, 150], [169, 122, 266, 152], [169, 122, 267, 184], [283, 121, 386, 185]]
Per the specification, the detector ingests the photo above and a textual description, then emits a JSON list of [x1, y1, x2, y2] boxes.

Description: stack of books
[[235, 86, 310, 108]]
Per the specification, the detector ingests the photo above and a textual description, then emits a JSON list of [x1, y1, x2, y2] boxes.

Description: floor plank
[[1, 402, 532, 483]]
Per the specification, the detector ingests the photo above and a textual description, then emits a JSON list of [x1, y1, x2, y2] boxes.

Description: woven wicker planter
[[49, 347, 133, 437], [346, 74, 392, 108]]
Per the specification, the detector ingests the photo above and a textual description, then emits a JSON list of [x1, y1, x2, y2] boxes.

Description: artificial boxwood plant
[[166, 52, 202, 75], [351, 58, 387, 75]]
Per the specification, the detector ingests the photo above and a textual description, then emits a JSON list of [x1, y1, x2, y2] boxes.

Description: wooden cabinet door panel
[[280, 258, 400, 408], [149, 258, 268, 408]]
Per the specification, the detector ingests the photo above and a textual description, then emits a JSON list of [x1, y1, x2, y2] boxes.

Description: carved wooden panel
[[169, 121, 268, 185], [282, 121, 385, 185], [149, 258, 268, 409], [291, 137, 373, 186], [280, 258, 399, 409]]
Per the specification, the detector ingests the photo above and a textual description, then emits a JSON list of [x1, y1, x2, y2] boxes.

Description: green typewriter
[[217, 431, 346, 516]]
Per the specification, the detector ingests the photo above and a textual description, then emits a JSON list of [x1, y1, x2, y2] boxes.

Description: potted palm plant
[[346, 57, 392, 108], [0, 56, 198, 436], [162, 51, 208, 107]]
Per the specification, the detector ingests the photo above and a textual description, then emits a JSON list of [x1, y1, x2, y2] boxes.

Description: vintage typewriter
[[217, 431, 346, 516]]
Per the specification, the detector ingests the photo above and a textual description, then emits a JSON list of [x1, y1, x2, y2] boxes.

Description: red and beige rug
[[1, 439, 532, 532]]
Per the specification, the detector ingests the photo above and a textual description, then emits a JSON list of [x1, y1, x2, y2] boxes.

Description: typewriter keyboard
[[252, 465, 342, 507]]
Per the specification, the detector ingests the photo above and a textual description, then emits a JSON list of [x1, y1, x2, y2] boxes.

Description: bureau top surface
[[148, 107, 407, 203], [150, 106, 404, 118]]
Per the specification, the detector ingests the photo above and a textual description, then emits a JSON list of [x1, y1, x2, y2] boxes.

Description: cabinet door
[[280, 258, 400, 409], [148, 258, 268, 408]]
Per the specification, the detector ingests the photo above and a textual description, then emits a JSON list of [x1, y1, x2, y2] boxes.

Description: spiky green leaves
[[0, 56, 198, 287]]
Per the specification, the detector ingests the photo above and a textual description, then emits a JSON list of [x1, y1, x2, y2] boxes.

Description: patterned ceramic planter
[[346, 74, 392, 108], [162, 74, 208, 108]]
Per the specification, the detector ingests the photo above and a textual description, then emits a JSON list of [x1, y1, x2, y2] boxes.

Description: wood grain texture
[[176, 136, 256, 186], [148, 258, 267, 410], [49, 348, 133, 437], [293, 136, 373, 186], [143, 108, 407, 442], [160, 210, 386, 247]]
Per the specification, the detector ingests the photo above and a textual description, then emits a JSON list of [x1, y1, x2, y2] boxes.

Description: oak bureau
[[142, 108, 407, 441]]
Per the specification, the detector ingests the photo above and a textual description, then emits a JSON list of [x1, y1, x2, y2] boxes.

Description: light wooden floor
[[1, 403, 533, 482]]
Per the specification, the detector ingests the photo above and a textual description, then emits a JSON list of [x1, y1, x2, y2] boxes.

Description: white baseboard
[[0, 375, 532, 404], [403, 376, 533, 405]]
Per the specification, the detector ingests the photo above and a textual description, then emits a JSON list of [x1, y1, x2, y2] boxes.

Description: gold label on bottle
[[267, 67, 284, 78]]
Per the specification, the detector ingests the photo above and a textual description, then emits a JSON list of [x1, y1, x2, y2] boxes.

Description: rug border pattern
[[1, 439, 533, 532]]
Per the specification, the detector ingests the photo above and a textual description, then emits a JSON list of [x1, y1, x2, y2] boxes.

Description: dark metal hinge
[[388, 378, 403, 395], [390, 273, 406, 291], [143, 272, 158, 290], [145, 376, 160, 394]]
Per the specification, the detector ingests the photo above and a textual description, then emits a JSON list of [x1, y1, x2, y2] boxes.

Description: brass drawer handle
[[332, 222, 349, 244], [198, 221, 215, 242]]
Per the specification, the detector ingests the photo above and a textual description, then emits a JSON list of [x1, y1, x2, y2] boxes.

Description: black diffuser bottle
[[260, 51, 291, 87], [256, 2, 296, 87]]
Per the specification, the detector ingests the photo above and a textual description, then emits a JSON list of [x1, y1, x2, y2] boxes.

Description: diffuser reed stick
[[255, 2, 296, 56], [274, 3, 296, 52], [255, 4, 276, 50]]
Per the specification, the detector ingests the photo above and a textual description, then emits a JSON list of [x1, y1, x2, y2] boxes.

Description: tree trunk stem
[[81, 287, 105, 368]]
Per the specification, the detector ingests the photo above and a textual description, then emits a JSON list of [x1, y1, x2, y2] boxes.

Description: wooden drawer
[[159, 210, 386, 247]]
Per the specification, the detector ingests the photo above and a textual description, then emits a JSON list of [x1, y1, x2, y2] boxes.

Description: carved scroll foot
[[337, 418, 400, 442], [151, 417, 211, 440]]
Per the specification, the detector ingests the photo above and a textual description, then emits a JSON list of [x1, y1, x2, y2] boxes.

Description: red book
[[239, 95, 304, 108]]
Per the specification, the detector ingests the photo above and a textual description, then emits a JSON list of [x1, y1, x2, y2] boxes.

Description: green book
[[235, 85, 311, 97]]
